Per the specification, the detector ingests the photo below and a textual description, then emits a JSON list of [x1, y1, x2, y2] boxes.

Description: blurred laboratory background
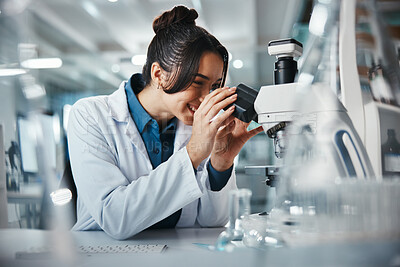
[[0, 0, 399, 229]]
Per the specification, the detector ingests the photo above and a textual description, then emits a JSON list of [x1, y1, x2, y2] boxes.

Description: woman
[[67, 5, 262, 240]]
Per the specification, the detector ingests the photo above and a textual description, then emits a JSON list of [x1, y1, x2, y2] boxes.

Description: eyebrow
[[194, 73, 222, 83]]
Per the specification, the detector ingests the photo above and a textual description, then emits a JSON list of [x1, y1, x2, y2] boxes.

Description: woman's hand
[[186, 87, 238, 169], [210, 117, 263, 172]]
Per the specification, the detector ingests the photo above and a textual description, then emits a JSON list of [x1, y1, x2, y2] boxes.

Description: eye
[[211, 83, 221, 90], [193, 81, 203, 86]]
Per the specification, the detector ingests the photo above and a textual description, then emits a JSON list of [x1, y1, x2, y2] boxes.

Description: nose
[[199, 88, 209, 102]]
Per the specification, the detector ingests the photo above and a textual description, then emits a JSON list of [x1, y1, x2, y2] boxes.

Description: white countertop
[[0, 227, 399, 267]]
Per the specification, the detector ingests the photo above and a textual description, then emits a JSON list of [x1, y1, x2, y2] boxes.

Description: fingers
[[209, 105, 235, 129], [207, 87, 236, 111], [218, 120, 263, 141], [222, 114, 236, 127], [198, 87, 228, 107], [216, 119, 236, 138], [199, 87, 237, 120], [207, 93, 237, 121], [203, 86, 233, 104], [248, 125, 264, 137]]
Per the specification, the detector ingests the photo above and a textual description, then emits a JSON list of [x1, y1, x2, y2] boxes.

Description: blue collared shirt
[[125, 74, 232, 227], [126, 75, 177, 169]]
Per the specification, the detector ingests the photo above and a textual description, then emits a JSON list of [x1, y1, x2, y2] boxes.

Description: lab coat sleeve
[[195, 159, 238, 227], [67, 100, 203, 240]]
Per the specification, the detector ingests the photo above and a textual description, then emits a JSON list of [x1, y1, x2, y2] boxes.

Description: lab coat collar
[[108, 81, 151, 165], [174, 120, 192, 152], [124, 74, 154, 134], [108, 79, 193, 163], [108, 81, 131, 123]]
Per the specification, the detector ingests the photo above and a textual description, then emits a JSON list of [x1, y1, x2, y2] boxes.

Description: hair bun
[[153, 5, 198, 34]]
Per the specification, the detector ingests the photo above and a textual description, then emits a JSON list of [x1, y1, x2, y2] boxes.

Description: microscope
[[229, 38, 374, 189], [252, 39, 302, 187], [229, 39, 303, 187]]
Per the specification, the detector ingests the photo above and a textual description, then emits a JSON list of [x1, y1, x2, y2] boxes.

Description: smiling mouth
[[187, 104, 198, 114]]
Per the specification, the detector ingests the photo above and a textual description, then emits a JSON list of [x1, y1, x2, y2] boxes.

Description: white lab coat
[[67, 81, 237, 240]]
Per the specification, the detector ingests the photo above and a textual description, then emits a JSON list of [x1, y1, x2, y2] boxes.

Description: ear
[[150, 62, 167, 88]]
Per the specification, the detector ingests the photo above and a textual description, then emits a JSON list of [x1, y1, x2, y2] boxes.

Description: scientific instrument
[[235, 36, 374, 187], [230, 0, 400, 248], [214, 189, 252, 251]]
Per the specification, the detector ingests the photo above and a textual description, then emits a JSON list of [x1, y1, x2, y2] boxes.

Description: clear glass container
[[381, 129, 400, 177], [215, 188, 252, 251], [262, 0, 400, 247]]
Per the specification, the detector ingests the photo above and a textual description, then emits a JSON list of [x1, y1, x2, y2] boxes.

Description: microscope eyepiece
[[223, 83, 258, 123]]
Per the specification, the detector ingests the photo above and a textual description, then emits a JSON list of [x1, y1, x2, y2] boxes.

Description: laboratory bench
[[0, 227, 399, 267]]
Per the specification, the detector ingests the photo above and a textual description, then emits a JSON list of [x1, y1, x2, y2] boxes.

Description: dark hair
[[142, 5, 228, 94]]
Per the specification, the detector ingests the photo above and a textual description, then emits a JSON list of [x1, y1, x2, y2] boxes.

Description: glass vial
[[215, 189, 252, 251], [381, 129, 400, 178]]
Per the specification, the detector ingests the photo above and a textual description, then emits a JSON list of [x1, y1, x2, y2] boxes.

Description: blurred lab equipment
[[234, 0, 400, 249], [381, 129, 400, 177], [0, 124, 9, 228], [214, 189, 251, 251], [13, 106, 77, 263], [6, 141, 22, 189], [7, 141, 21, 176], [279, 0, 400, 245], [5, 153, 18, 191], [353, 0, 400, 177], [17, 114, 58, 178], [240, 35, 374, 188], [40, 160, 77, 230], [0, 5, 77, 257]]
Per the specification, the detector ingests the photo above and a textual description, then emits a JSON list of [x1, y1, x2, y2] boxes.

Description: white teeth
[[188, 105, 197, 112]]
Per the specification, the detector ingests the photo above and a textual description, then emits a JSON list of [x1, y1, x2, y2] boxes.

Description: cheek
[[176, 91, 198, 105], [165, 96, 190, 115], [164, 89, 200, 115]]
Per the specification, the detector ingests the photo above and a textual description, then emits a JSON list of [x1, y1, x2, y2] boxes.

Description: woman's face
[[161, 52, 224, 125]]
